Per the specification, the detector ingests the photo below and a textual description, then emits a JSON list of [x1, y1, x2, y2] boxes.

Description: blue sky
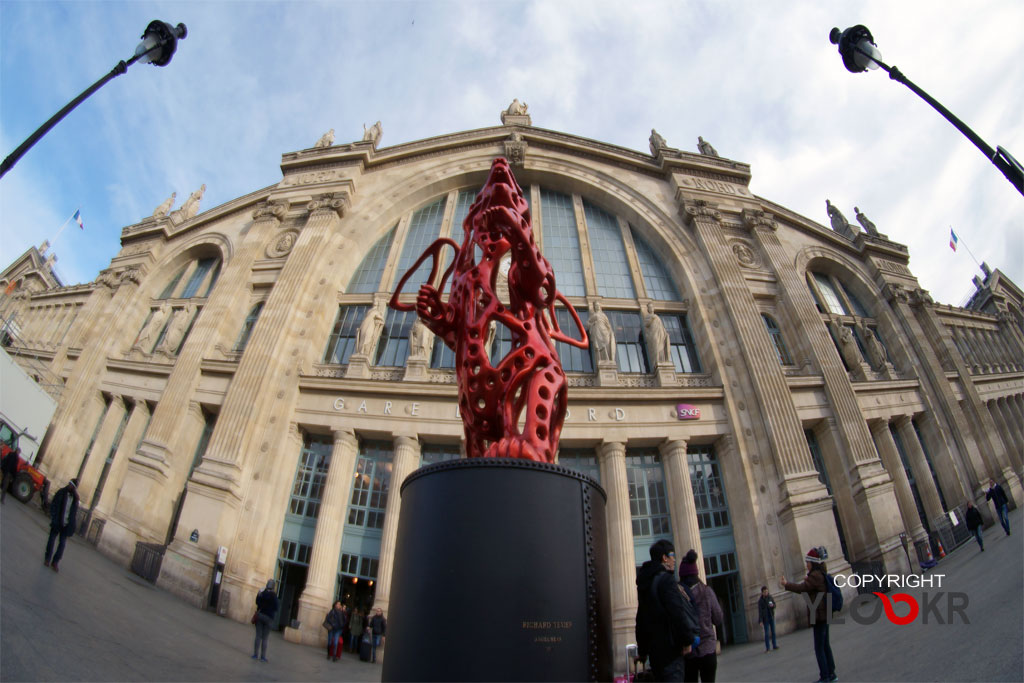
[[1, 0, 1021, 306]]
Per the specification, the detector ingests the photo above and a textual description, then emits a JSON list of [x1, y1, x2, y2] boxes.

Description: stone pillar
[[77, 396, 127, 507], [597, 441, 635, 674], [996, 399, 1023, 473], [94, 402, 151, 518], [292, 430, 359, 645], [658, 439, 703, 580], [373, 435, 421, 616], [869, 420, 926, 569], [893, 417, 945, 528]]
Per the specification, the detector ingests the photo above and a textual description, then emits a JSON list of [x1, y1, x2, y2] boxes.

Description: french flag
[[73, 209, 84, 230], [949, 228, 957, 252]]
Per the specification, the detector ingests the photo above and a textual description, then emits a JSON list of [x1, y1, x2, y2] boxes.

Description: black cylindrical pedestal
[[382, 458, 611, 682]]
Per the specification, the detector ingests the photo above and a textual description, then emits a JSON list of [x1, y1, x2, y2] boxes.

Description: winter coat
[[635, 559, 697, 669], [325, 607, 345, 631], [349, 612, 364, 637], [370, 614, 386, 636], [680, 577, 724, 657], [757, 594, 776, 624], [1, 449, 19, 475], [49, 483, 79, 534], [965, 505, 984, 531], [986, 483, 1009, 509], [784, 566, 828, 624], [256, 589, 279, 619]]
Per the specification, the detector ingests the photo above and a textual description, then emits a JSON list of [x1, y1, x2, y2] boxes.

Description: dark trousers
[[972, 526, 984, 550], [995, 503, 1010, 534], [654, 654, 685, 682], [253, 614, 272, 659], [684, 653, 717, 682], [762, 614, 777, 649], [44, 527, 71, 564], [1, 471, 15, 502], [812, 623, 835, 681]]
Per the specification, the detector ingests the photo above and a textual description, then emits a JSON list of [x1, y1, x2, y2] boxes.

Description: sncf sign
[[676, 404, 701, 420]]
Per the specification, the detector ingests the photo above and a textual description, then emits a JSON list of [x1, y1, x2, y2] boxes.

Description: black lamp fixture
[[830, 24, 1023, 196], [0, 20, 187, 180]]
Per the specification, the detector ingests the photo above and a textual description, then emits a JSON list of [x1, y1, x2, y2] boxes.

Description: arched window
[[347, 227, 395, 294], [632, 228, 681, 301], [395, 198, 446, 292], [540, 189, 586, 297], [584, 200, 635, 299], [761, 314, 793, 365]]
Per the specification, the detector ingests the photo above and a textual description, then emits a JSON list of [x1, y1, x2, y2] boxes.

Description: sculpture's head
[[464, 157, 530, 241]]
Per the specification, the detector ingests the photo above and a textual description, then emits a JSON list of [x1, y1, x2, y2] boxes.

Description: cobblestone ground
[[3, 496, 1022, 682]]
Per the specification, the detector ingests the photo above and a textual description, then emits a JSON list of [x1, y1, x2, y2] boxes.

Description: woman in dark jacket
[[781, 547, 836, 683], [678, 549, 724, 682], [324, 601, 346, 661], [252, 579, 279, 662]]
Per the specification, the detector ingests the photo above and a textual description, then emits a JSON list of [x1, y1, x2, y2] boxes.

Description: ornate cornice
[[118, 266, 144, 286], [741, 208, 777, 232], [681, 199, 721, 225], [307, 192, 349, 219], [882, 282, 909, 304], [95, 269, 119, 290], [908, 288, 934, 308], [252, 199, 288, 224]]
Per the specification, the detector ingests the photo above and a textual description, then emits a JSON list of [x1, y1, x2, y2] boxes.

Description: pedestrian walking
[[348, 608, 364, 653], [985, 479, 1011, 535], [369, 607, 387, 663], [1, 447, 19, 504], [780, 547, 837, 683], [252, 579, 278, 663], [43, 477, 79, 572], [965, 501, 985, 551], [678, 549, 724, 683], [323, 600, 346, 661], [757, 586, 779, 651], [635, 539, 698, 682]]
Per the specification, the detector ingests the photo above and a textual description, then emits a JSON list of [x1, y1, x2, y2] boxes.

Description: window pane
[[558, 447, 601, 483], [761, 314, 792, 365], [608, 310, 649, 373], [584, 200, 635, 299], [181, 258, 217, 299], [663, 314, 701, 373], [687, 446, 730, 530], [554, 307, 592, 373], [540, 189, 586, 297], [375, 309, 415, 367], [441, 190, 477, 274], [395, 198, 446, 293], [288, 435, 332, 520], [812, 273, 846, 315], [348, 226, 396, 294], [234, 302, 264, 352], [626, 449, 672, 546], [159, 265, 187, 299], [421, 443, 462, 466], [345, 441, 393, 531], [632, 228, 681, 301], [324, 305, 368, 364]]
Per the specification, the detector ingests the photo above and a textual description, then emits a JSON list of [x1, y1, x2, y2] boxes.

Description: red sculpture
[[390, 158, 588, 463]]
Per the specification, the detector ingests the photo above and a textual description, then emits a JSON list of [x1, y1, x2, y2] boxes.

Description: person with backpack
[[678, 549, 724, 682], [780, 547, 838, 683], [635, 539, 698, 681]]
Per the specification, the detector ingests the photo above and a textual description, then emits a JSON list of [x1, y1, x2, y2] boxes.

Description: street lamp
[[0, 20, 187, 180], [829, 24, 1024, 197]]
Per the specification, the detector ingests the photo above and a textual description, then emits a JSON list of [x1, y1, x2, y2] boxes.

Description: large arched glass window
[[395, 198, 446, 292], [347, 227, 395, 294], [807, 269, 889, 375], [540, 189, 586, 297], [584, 200, 635, 299], [632, 228, 681, 301]]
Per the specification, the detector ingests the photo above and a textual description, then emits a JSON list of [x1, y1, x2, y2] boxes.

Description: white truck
[[0, 346, 58, 502]]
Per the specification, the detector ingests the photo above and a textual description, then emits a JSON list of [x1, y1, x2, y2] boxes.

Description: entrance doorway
[[338, 575, 376, 613], [276, 561, 308, 631], [705, 561, 748, 645]]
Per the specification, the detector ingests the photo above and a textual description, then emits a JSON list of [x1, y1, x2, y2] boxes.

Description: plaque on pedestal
[[382, 459, 611, 682], [345, 354, 371, 379], [596, 359, 618, 387]]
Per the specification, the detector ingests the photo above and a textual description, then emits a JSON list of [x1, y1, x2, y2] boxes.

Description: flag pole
[[950, 226, 983, 271], [49, 210, 77, 249]]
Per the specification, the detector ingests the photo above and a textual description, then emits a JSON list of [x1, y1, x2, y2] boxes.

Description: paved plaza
[[2, 497, 1021, 682]]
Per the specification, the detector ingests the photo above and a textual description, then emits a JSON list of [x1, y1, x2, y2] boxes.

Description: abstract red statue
[[390, 158, 588, 463]]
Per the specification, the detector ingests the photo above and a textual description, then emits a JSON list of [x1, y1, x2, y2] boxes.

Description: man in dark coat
[[252, 579, 279, 662], [781, 547, 836, 683], [44, 478, 79, 572], [757, 585, 778, 651], [1, 447, 20, 504], [635, 539, 697, 681], [985, 479, 1011, 536], [965, 501, 985, 551], [369, 607, 387, 663]]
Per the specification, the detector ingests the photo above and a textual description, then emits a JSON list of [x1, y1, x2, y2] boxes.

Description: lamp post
[[0, 20, 187, 180], [829, 24, 1024, 197]]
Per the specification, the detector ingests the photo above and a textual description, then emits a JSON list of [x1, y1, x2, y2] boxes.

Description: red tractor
[[1, 419, 48, 504]]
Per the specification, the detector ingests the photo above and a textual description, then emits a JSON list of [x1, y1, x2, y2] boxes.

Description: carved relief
[[882, 283, 909, 303], [95, 270, 119, 290], [876, 260, 913, 277], [118, 266, 144, 286], [908, 288, 934, 307], [729, 240, 761, 269], [266, 230, 299, 258], [504, 131, 528, 166]]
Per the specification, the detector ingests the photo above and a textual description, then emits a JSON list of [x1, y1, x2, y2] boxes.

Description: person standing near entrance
[[757, 586, 778, 651], [679, 549, 724, 682], [635, 539, 697, 681], [324, 600, 346, 661], [43, 478, 79, 572], [252, 579, 278, 663], [965, 501, 985, 551], [1, 447, 20, 504], [780, 547, 837, 683], [369, 607, 387, 663], [985, 479, 1011, 536], [348, 608, 364, 653]]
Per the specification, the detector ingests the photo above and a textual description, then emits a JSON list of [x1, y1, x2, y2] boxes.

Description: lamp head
[[135, 20, 187, 67], [831, 24, 882, 73]]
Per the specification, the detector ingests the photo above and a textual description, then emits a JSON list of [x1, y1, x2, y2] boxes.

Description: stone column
[[869, 420, 926, 569], [77, 396, 127, 507], [292, 430, 359, 645], [658, 439, 703, 580], [94, 402, 151, 518], [893, 417, 945, 529], [597, 441, 635, 674], [373, 435, 421, 616], [996, 399, 1023, 473]]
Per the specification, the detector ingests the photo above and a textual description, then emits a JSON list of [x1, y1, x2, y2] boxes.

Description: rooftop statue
[[854, 206, 879, 236], [825, 199, 855, 239], [697, 136, 719, 157], [390, 157, 588, 462], [314, 128, 335, 149], [505, 98, 528, 116], [152, 192, 176, 218], [362, 121, 383, 145], [649, 129, 666, 156]]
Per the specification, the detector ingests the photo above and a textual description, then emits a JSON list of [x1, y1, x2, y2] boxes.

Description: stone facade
[[3, 113, 1022, 672]]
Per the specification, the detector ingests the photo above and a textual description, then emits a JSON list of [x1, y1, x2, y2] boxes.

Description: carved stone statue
[[158, 303, 196, 354], [355, 302, 385, 356], [408, 317, 431, 362], [176, 184, 206, 221], [643, 302, 670, 365], [825, 200, 855, 239], [362, 121, 383, 146], [587, 301, 616, 363], [697, 136, 719, 157], [649, 129, 667, 156], [853, 206, 879, 236], [830, 319, 864, 370], [859, 322, 888, 370], [152, 192, 176, 219], [505, 98, 528, 116], [133, 303, 170, 352], [314, 129, 335, 149]]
